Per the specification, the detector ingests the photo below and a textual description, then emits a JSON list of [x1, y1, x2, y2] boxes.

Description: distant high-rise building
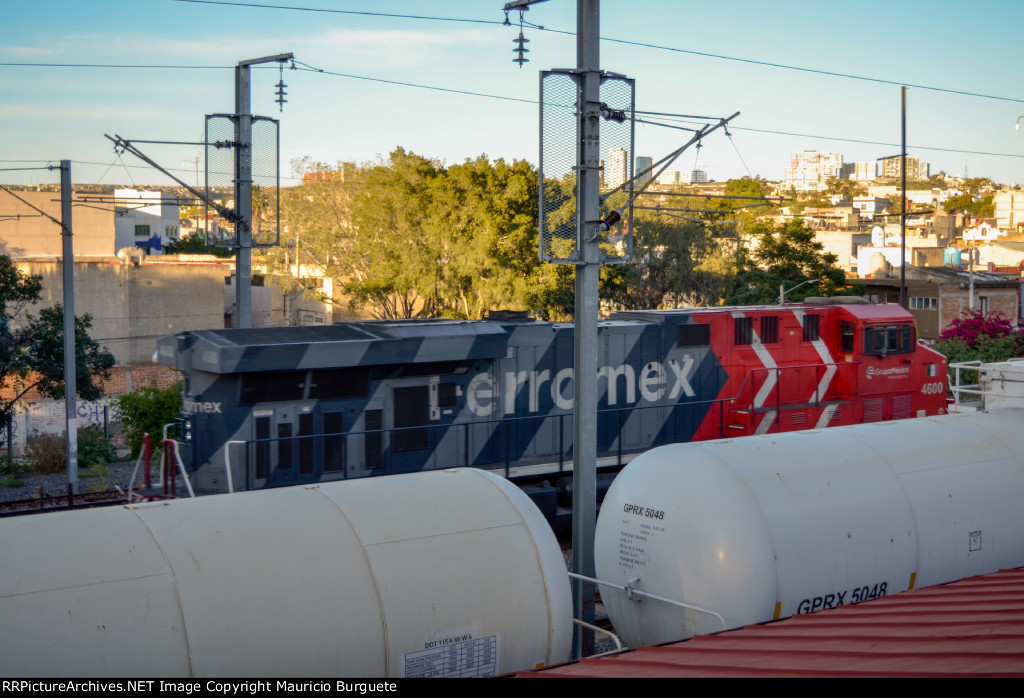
[[657, 169, 686, 186], [691, 169, 707, 184], [605, 147, 628, 189], [852, 162, 876, 181], [879, 155, 929, 180], [784, 150, 843, 192], [635, 156, 653, 186]]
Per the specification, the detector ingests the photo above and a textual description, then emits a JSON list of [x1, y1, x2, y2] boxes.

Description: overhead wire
[[5, 3, 1018, 104]]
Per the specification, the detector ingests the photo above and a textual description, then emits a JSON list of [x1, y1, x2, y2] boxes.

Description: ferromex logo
[[466, 358, 696, 417], [865, 365, 911, 380], [183, 398, 223, 413]]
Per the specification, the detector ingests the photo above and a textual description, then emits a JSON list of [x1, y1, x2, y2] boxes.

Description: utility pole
[[234, 53, 292, 328], [899, 86, 907, 309], [60, 160, 78, 492], [572, 0, 600, 659]]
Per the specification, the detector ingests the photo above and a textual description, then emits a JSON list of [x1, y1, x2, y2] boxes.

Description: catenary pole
[[572, 0, 600, 659], [60, 160, 79, 491], [900, 86, 907, 308], [234, 53, 293, 328], [234, 62, 253, 328]]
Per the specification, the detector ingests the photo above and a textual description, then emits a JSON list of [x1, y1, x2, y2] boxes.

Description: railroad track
[[0, 486, 168, 517]]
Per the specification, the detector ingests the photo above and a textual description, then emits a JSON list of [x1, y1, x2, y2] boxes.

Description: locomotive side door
[[347, 398, 385, 478], [250, 405, 299, 489], [389, 381, 434, 473]]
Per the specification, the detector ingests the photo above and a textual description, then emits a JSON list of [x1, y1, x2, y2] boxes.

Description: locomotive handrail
[[221, 440, 245, 494], [947, 359, 1024, 411], [226, 372, 862, 488], [164, 438, 195, 498], [948, 360, 985, 411]]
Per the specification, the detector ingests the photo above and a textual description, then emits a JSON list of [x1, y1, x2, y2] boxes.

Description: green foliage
[[0, 256, 115, 435], [26, 434, 65, 475], [726, 219, 851, 306], [944, 192, 993, 217], [934, 332, 1022, 366], [276, 150, 755, 319], [165, 235, 234, 258], [932, 311, 1024, 378], [0, 456, 26, 488], [77, 424, 117, 468], [601, 213, 727, 310], [111, 381, 183, 457], [825, 176, 867, 199], [279, 150, 573, 320], [24, 305, 115, 402]]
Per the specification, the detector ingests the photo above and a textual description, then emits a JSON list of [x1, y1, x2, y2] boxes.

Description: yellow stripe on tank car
[[773, 602, 783, 620]]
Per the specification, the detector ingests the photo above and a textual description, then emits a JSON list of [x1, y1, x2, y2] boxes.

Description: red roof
[[520, 568, 1024, 678]]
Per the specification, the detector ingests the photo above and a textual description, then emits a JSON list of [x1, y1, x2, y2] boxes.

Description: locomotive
[[156, 297, 948, 495]]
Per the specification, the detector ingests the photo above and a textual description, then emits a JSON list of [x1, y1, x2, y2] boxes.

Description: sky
[[3, 0, 1024, 189]]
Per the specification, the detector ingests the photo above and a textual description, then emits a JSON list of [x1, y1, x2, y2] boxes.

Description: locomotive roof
[[158, 301, 916, 375], [157, 320, 510, 374], [612, 299, 913, 324]]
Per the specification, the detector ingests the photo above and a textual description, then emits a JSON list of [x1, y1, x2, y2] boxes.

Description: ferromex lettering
[[465, 357, 696, 417]]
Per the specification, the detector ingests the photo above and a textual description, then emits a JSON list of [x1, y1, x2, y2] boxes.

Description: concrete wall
[[939, 287, 1020, 330], [1, 363, 181, 456], [15, 256, 232, 365], [0, 191, 115, 257]]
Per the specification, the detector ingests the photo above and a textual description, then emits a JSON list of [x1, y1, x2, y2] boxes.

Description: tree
[[276, 150, 567, 320], [944, 192, 994, 218], [165, 235, 234, 258], [0, 255, 115, 434], [601, 212, 727, 310], [111, 381, 183, 457], [725, 219, 851, 305], [933, 310, 1024, 366], [825, 176, 867, 200]]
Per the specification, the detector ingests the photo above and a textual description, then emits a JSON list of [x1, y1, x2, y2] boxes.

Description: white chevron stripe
[[732, 311, 778, 434], [793, 309, 839, 427]]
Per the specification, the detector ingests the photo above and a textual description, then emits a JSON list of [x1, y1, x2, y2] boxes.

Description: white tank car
[[0, 469, 572, 677], [595, 408, 1024, 648]]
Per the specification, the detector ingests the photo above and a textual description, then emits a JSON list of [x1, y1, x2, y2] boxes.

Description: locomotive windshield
[[863, 325, 915, 356]]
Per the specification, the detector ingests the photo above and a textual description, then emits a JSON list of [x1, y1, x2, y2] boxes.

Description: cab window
[[863, 325, 914, 356]]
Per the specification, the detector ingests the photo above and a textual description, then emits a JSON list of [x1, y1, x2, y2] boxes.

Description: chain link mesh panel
[[540, 71, 634, 264], [205, 114, 236, 247], [598, 75, 634, 263], [251, 116, 280, 248], [539, 71, 580, 263], [204, 114, 280, 248]]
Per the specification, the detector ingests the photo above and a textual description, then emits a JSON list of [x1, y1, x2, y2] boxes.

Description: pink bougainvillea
[[939, 310, 1022, 348]]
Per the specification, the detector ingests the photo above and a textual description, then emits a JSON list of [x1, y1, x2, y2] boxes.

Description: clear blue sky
[[3, 0, 1024, 188]]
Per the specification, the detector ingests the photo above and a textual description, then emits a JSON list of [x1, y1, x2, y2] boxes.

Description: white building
[[114, 189, 180, 256], [993, 191, 1024, 232], [879, 155, 930, 180], [605, 148, 628, 190], [656, 169, 687, 186], [784, 151, 843, 192], [851, 162, 876, 181]]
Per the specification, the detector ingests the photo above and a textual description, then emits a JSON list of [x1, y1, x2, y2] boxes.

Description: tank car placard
[[617, 508, 667, 572], [402, 634, 498, 678]]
